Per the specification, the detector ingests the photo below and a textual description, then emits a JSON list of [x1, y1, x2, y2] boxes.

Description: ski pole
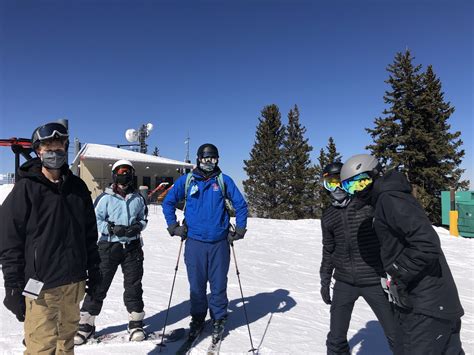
[[158, 236, 185, 352], [230, 242, 257, 354]]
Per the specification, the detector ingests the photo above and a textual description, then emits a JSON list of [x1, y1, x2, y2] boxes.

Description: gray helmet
[[340, 154, 381, 182]]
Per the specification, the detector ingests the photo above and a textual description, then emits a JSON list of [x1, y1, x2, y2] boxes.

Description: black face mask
[[330, 187, 351, 208], [114, 173, 133, 186], [41, 150, 67, 170]]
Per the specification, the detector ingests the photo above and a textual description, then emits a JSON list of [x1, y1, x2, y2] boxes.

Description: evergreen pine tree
[[412, 65, 468, 222], [366, 50, 422, 169], [152, 147, 159, 156], [243, 104, 285, 218], [279, 105, 317, 219], [367, 50, 468, 223]]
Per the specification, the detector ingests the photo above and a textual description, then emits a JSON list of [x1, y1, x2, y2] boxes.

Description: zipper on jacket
[[341, 208, 357, 284]]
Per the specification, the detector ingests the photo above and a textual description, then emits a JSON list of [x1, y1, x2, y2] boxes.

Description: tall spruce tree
[[412, 65, 468, 222], [315, 137, 342, 215], [279, 105, 317, 219], [367, 50, 468, 223], [366, 50, 422, 168], [243, 104, 285, 218]]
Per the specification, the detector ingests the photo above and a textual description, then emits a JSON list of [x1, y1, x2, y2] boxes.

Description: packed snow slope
[[0, 203, 473, 354]]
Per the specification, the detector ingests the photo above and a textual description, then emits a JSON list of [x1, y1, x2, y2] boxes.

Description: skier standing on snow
[[340, 154, 464, 354], [320, 162, 395, 354], [162, 143, 248, 345], [0, 121, 101, 354], [75, 160, 149, 344]]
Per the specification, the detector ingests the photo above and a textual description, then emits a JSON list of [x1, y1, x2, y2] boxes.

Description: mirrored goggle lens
[[200, 157, 218, 164], [116, 167, 132, 175], [36, 123, 69, 140], [342, 173, 373, 194], [323, 177, 341, 191]]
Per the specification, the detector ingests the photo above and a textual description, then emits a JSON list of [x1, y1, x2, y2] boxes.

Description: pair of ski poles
[[158, 235, 257, 354]]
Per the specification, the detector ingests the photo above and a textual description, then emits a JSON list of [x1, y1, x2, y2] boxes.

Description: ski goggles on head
[[342, 173, 373, 194], [322, 175, 342, 192], [199, 156, 218, 164], [34, 122, 69, 142]]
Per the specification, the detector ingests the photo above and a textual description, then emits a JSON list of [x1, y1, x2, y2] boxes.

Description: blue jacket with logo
[[94, 186, 148, 243], [162, 170, 248, 242]]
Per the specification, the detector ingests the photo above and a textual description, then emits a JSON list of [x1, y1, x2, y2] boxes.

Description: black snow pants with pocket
[[81, 240, 144, 315]]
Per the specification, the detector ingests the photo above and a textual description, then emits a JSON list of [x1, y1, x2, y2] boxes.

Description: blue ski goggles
[[342, 173, 373, 194]]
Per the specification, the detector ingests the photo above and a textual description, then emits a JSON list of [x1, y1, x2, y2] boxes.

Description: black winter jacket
[[0, 158, 100, 290], [320, 197, 385, 286], [371, 170, 464, 320]]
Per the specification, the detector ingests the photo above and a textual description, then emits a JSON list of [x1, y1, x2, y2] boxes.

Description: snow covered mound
[[0, 206, 472, 354], [0, 184, 14, 205]]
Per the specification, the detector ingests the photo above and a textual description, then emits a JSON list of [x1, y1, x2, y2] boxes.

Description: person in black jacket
[[340, 154, 464, 355], [320, 162, 395, 355], [0, 122, 101, 354]]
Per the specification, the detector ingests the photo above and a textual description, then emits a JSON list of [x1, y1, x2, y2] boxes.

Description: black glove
[[112, 224, 127, 237], [167, 222, 187, 240], [227, 227, 247, 244], [107, 221, 115, 235], [125, 222, 143, 238], [3, 287, 26, 322], [85, 266, 102, 299], [320, 273, 332, 305]]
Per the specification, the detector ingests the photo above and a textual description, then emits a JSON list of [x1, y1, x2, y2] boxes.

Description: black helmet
[[31, 122, 69, 150], [322, 161, 343, 177], [197, 143, 219, 159]]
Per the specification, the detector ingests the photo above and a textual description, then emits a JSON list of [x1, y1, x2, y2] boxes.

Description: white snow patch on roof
[[74, 143, 193, 167]]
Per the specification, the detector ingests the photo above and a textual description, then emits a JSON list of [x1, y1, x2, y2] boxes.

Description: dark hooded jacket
[[320, 196, 386, 286], [0, 158, 100, 290], [371, 169, 464, 320]]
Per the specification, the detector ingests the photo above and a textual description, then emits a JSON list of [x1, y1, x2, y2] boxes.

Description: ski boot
[[189, 315, 206, 339], [74, 312, 96, 345], [128, 311, 146, 341], [211, 317, 226, 344]]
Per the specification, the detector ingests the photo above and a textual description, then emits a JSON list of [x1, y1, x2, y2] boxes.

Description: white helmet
[[112, 159, 134, 172]]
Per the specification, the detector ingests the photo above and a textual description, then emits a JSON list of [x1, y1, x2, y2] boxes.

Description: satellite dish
[[125, 129, 138, 142], [146, 123, 154, 132]]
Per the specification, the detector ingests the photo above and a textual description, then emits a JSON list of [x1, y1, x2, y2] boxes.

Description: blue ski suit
[[162, 169, 248, 321]]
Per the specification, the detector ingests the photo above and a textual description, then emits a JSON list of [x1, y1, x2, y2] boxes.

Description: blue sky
[[1, 0, 472, 187]]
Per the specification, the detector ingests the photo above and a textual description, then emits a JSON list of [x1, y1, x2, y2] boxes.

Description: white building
[[71, 143, 193, 199]]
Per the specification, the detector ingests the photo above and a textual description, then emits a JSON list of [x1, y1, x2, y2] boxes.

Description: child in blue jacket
[[162, 143, 248, 343], [75, 160, 148, 344]]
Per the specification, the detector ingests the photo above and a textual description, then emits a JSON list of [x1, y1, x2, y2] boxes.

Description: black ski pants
[[393, 308, 464, 355], [326, 280, 396, 355], [81, 240, 144, 316]]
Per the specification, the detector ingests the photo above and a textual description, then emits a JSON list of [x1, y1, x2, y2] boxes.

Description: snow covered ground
[[0, 186, 473, 354]]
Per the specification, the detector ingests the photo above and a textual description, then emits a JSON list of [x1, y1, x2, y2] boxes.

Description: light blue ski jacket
[[94, 186, 148, 243]]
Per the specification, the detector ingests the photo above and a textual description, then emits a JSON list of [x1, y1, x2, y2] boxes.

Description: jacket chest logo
[[212, 183, 220, 192]]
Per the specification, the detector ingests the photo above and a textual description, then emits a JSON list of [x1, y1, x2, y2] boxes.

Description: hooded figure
[[341, 155, 464, 355]]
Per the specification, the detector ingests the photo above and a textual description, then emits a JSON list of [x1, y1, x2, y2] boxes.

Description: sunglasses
[[322, 175, 342, 192], [342, 173, 373, 194]]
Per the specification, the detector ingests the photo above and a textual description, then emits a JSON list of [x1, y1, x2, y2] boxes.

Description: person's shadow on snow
[[224, 288, 297, 349], [348, 320, 392, 355], [95, 298, 191, 337]]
